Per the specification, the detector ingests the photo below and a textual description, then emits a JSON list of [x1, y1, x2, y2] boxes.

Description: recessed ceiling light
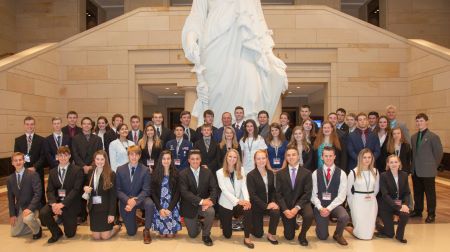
[[288, 91, 292, 94], [173, 92, 178, 95], [165, 87, 170, 90], [296, 86, 301, 89]]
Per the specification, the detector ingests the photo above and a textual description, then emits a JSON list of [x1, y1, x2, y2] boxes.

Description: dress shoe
[[47, 228, 63, 244], [333, 233, 348, 246], [409, 211, 423, 218], [374, 232, 389, 238], [425, 215, 435, 223], [298, 237, 308, 246], [143, 228, 152, 244], [267, 237, 279, 245], [33, 227, 42, 240], [396, 236, 407, 243], [243, 239, 255, 249], [202, 236, 213, 246]]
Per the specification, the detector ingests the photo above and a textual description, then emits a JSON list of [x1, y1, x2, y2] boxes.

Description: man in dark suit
[[44, 117, 71, 170], [166, 125, 193, 170], [233, 106, 245, 141], [180, 110, 200, 144], [116, 146, 154, 243], [39, 146, 84, 243], [194, 124, 220, 175], [14, 116, 46, 205], [257, 110, 270, 139], [179, 149, 218, 246], [103, 114, 124, 156], [127, 115, 144, 145], [7, 152, 42, 239], [61, 111, 82, 138], [276, 147, 313, 246], [213, 112, 239, 142], [196, 109, 218, 136], [336, 108, 349, 133], [410, 113, 443, 223], [346, 113, 380, 171], [299, 105, 319, 133], [152, 111, 174, 144]]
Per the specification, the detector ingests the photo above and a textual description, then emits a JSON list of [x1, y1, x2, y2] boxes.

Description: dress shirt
[[311, 164, 347, 211]]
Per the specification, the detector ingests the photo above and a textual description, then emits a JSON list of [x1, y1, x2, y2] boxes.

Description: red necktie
[[326, 167, 331, 182], [134, 132, 138, 143]]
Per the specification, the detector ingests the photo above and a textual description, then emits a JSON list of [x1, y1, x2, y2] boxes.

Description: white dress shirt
[[311, 164, 347, 211]]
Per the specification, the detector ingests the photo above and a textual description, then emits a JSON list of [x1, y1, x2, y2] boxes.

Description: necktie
[[157, 127, 161, 137], [27, 135, 32, 153], [291, 168, 297, 189], [194, 170, 199, 187], [134, 132, 138, 143], [361, 130, 367, 147], [185, 128, 190, 141], [131, 167, 135, 181], [205, 138, 210, 151], [59, 168, 66, 183], [57, 135, 62, 148], [326, 167, 331, 182], [85, 134, 90, 142], [176, 140, 181, 154], [17, 173, 21, 189], [236, 124, 240, 130], [416, 131, 423, 150]]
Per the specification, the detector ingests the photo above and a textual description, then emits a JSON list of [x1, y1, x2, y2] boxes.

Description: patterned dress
[[152, 176, 182, 235]]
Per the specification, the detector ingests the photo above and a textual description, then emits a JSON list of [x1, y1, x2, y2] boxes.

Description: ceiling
[[341, 0, 371, 6], [90, 0, 124, 9]]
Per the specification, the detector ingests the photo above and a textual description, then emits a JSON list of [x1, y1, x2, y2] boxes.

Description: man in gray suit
[[386, 105, 411, 144], [257, 110, 270, 139], [410, 113, 443, 223], [7, 152, 42, 239]]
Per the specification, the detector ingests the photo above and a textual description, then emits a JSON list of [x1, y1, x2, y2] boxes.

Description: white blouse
[[239, 135, 267, 174], [109, 139, 135, 172]]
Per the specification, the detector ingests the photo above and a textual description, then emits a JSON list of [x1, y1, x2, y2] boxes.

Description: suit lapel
[[188, 169, 199, 193]]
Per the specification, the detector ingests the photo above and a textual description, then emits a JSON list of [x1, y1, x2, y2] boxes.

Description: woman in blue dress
[[266, 123, 288, 171], [151, 150, 181, 237]]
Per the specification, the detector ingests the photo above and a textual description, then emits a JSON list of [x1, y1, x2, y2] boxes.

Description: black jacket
[[246, 168, 276, 212], [7, 169, 42, 217]]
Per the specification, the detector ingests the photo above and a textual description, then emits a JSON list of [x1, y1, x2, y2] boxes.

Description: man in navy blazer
[[116, 146, 154, 244], [44, 117, 71, 170], [346, 113, 380, 171], [166, 125, 193, 170], [7, 152, 42, 239]]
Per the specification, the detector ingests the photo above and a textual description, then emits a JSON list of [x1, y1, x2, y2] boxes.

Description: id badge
[[147, 159, 155, 167], [92, 196, 102, 205], [174, 159, 181, 166], [273, 158, 281, 165], [394, 199, 402, 206], [322, 192, 331, 201], [364, 195, 372, 201], [58, 189, 66, 199], [24, 154, 31, 163]]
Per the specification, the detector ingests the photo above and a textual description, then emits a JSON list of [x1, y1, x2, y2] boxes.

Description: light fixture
[[288, 91, 292, 94], [165, 87, 170, 90], [173, 92, 178, 95], [296, 86, 301, 89]]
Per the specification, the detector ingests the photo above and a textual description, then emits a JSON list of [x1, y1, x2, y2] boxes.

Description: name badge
[[364, 195, 373, 201], [273, 158, 281, 165], [174, 159, 181, 166], [322, 192, 331, 201], [394, 199, 402, 206], [147, 159, 155, 167], [58, 189, 66, 199], [24, 154, 31, 163], [92, 196, 102, 205]]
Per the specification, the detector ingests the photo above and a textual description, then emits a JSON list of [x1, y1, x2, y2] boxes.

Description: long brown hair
[[219, 126, 239, 149], [313, 121, 341, 151], [242, 119, 259, 142], [386, 126, 407, 154], [222, 149, 243, 180], [373, 115, 391, 135], [302, 118, 317, 139], [139, 122, 162, 149], [287, 126, 310, 152], [355, 148, 377, 178], [266, 122, 286, 143], [91, 150, 114, 190]]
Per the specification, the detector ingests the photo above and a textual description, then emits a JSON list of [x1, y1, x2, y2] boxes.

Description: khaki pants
[[11, 209, 41, 237]]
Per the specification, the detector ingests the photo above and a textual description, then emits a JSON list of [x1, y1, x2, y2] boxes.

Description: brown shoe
[[143, 228, 152, 244], [333, 233, 348, 246]]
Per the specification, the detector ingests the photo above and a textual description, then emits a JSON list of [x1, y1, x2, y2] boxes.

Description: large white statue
[[182, 0, 288, 126]]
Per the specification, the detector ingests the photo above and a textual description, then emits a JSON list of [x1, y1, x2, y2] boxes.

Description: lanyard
[[54, 135, 62, 148], [121, 140, 129, 151], [58, 167, 67, 187], [322, 168, 334, 193], [247, 138, 254, 153], [361, 171, 372, 192]]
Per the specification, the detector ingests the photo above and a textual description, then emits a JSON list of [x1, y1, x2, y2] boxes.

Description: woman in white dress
[[109, 123, 135, 172], [347, 148, 380, 240], [240, 119, 267, 174], [182, 0, 288, 125]]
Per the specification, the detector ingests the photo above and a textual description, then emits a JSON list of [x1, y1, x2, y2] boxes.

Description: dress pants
[[119, 197, 154, 236], [251, 209, 280, 238], [379, 209, 409, 239], [40, 205, 79, 238], [281, 204, 313, 240], [219, 205, 252, 238], [184, 206, 215, 238], [412, 174, 436, 216], [313, 205, 349, 240], [10, 209, 41, 237]]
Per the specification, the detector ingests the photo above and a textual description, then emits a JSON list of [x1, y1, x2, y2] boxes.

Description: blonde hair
[[355, 148, 377, 177], [287, 126, 310, 152], [385, 154, 403, 171], [222, 149, 243, 180], [253, 149, 272, 171], [138, 123, 162, 149], [219, 126, 239, 149]]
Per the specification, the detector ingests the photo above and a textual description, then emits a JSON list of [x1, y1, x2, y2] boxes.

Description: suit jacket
[[7, 169, 42, 217], [139, 141, 163, 166], [216, 168, 249, 210], [14, 134, 46, 174], [376, 135, 389, 173], [183, 126, 200, 144], [196, 126, 218, 137], [347, 128, 380, 171], [258, 123, 270, 139], [44, 133, 71, 169], [232, 122, 245, 141], [71, 133, 103, 167], [194, 138, 220, 173], [284, 127, 292, 141], [85, 169, 116, 215], [411, 129, 443, 177], [151, 173, 180, 211], [379, 170, 410, 212], [47, 163, 84, 211], [103, 129, 119, 156], [179, 167, 218, 218], [116, 163, 151, 206], [155, 125, 174, 144], [165, 139, 192, 170], [337, 122, 349, 133], [127, 130, 144, 144], [276, 165, 312, 211], [62, 125, 82, 138], [246, 168, 276, 212]]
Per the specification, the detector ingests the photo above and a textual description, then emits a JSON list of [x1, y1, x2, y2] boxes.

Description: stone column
[[183, 87, 198, 128], [272, 97, 283, 123]]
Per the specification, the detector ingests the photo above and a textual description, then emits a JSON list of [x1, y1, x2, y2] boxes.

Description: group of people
[[7, 104, 443, 248]]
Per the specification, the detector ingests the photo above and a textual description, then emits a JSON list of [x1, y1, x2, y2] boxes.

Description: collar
[[322, 164, 336, 172], [16, 167, 25, 176], [203, 136, 211, 141], [128, 163, 139, 169], [419, 128, 428, 135], [288, 163, 300, 170], [58, 163, 69, 171], [26, 133, 34, 138], [190, 166, 200, 174], [53, 132, 62, 138]]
